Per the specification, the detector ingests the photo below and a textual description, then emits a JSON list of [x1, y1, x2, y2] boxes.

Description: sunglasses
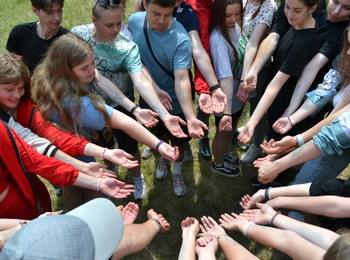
[[93, 0, 121, 13]]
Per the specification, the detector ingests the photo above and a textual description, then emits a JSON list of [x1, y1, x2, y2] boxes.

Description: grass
[[2, 1, 349, 259]]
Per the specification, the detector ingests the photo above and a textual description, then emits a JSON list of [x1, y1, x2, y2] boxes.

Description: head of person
[[323, 230, 350, 260], [0, 198, 124, 260], [326, 0, 350, 23], [92, 0, 125, 42], [338, 25, 350, 89], [0, 53, 31, 112], [31, 33, 111, 136], [31, 0, 64, 30], [143, 0, 176, 32], [284, 0, 318, 28], [210, 0, 243, 33]]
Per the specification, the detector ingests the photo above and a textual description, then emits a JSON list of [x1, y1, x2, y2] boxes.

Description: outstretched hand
[[157, 89, 173, 111], [238, 124, 255, 145], [83, 162, 118, 178], [100, 178, 134, 199], [181, 217, 200, 238], [117, 202, 139, 225], [134, 108, 159, 127], [240, 189, 266, 210], [211, 88, 227, 114], [104, 149, 139, 169], [162, 115, 188, 138], [260, 137, 296, 155], [218, 115, 233, 132], [218, 212, 249, 231], [237, 82, 249, 103], [199, 216, 226, 238], [240, 203, 276, 226], [198, 94, 213, 114], [187, 119, 208, 139], [157, 142, 179, 161], [273, 117, 293, 134]]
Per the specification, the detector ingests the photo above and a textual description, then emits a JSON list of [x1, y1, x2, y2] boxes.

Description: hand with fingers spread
[[211, 88, 227, 114], [218, 212, 249, 232], [179, 217, 200, 260], [104, 149, 139, 169], [198, 94, 214, 114], [162, 115, 188, 138], [199, 216, 227, 238], [117, 202, 139, 225]]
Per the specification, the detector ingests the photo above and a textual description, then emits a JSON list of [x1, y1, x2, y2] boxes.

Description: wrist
[[130, 105, 140, 115], [210, 84, 221, 93], [295, 134, 304, 147]]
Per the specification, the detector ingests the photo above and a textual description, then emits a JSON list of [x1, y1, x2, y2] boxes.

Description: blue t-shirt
[[128, 11, 192, 114]]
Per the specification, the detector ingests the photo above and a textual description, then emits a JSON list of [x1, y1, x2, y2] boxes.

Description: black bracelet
[[287, 116, 294, 127], [210, 84, 221, 92], [240, 79, 244, 82], [264, 187, 271, 200], [223, 113, 232, 117], [130, 104, 139, 114], [270, 211, 281, 226]]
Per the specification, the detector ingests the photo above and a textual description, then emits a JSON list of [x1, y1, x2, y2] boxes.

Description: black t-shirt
[[6, 22, 69, 73], [267, 26, 319, 116], [310, 178, 350, 197]]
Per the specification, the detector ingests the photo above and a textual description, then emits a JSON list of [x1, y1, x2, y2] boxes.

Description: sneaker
[[142, 146, 154, 160], [211, 162, 240, 177], [241, 144, 263, 163], [55, 187, 63, 197], [199, 138, 211, 160], [133, 173, 147, 200], [156, 157, 170, 179], [172, 173, 186, 196], [223, 152, 241, 167], [184, 143, 194, 161], [250, 175, 279, 188]]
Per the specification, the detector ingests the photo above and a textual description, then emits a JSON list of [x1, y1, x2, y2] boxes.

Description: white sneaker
[[184, 143, 193, 161], [241, 144, 262, 163], [172, 173, 186, 196], [133, 173, 147, 200], [156, 157, 170, 179], [141, 146, 154, 160]]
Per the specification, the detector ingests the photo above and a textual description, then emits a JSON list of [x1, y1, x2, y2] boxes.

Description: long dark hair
[[338, 26, 350, 92], [210, 0, 243, 70]]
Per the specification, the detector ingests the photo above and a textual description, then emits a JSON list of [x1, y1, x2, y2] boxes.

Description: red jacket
[[17, 98, 90, 157], [0, 121, 79, 215]]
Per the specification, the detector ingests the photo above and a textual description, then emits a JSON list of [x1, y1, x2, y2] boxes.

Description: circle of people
[[1, 0, 350, 258]]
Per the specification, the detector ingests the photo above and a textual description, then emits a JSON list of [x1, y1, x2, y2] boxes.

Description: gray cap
[[0, 198, 124, 260]]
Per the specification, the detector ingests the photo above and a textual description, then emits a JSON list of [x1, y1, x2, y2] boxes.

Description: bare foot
[[118, 202, 139, 225], [147, 209, 170, 233]]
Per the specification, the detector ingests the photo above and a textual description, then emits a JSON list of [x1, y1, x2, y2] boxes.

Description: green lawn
[[1, 1, 348, 259]]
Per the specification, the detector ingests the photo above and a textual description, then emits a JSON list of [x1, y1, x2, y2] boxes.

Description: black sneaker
[[199, 138, 212, 160], [211, 162, 240, 177], [250, 175, 279, 188], [223, 152, 241, 167]]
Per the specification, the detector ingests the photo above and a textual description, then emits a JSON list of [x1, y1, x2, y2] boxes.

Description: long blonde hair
[[31, 33, 111, 137]]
